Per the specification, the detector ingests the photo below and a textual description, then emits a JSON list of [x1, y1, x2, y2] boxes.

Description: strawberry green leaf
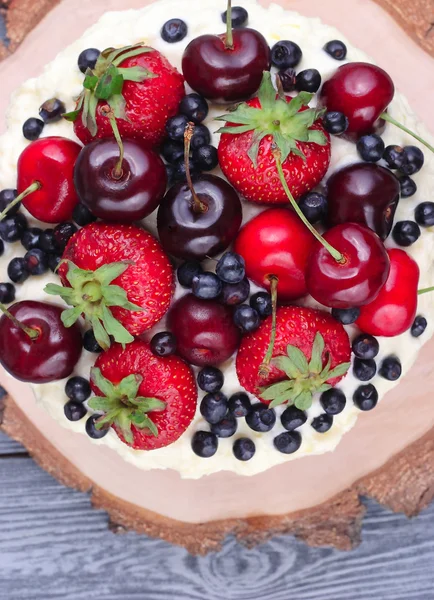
[[309, 333, 325, 374], [108, 94, 128, 121], [61, 306, 83, 328], [260, 380, 294, 400], [134, 397, 166, 411], [91, 367, 117, 397], [257, 71, 276, 112], [110, 44, 153, 66], [44, 283, 75, 299], [102, 285, 142, 310], [94, 64, 124, 100], [83, 73, 99, 91], [273, 356, 301, 379], [117, 66, 156, 82], [101, 304, 134, 345], [117, 410, 134, 444], [62, 110, 81, 122], [327, 362, 351, 380], [117, 374, 142, 400], [286, 344, 309, 373], [91, 316, 111, 351], [94, 262, 130, 286], [294, 391, 313, 411], [88, 397, 115, 412]]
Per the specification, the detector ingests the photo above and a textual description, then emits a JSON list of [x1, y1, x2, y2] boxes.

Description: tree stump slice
[[1, 0, 434, 555]]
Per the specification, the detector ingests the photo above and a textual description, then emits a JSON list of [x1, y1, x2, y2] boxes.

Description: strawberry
[[88, 340, 197, 450], [236, 306, 351, 410], [65, 44, 185, 148], [217, 72, 331, 204], [44, 222, 174, 350]]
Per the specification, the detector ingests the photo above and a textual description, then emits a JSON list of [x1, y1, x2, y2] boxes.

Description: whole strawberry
[[66, 44, 185, 148], [88, 340, 197, 450], [217, 72, 330, 204], [45, 222, 174, 349], [236, 306, 351, 409]]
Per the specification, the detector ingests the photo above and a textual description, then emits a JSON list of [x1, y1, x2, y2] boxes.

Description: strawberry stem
[[0, 181, 41, 222], [418, 286, 434, 295], [272, 147, 345, 263], [381, 112, 434, 155], [184, 123, 208, 214], [0, 303, 40, 340], [225, 0, 234, 50], [259, 275, 279, 379], [101, 106, 124, 179]]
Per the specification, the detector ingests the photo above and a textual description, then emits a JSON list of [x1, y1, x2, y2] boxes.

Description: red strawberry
[[45, 222, 174, 350], [217, 72, 330, 205], [88, 340, 197, 450], [236, 306, 351, 409], [66, 45, 185, 148]]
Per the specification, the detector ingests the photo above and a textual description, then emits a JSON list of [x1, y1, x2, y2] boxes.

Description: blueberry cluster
[[22, 98, 65, 141], [270, 40, 323, 95], [351, 333, 401, 399], [63, 376, 91, 422]]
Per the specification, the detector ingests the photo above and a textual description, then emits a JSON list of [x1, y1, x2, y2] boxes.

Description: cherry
[[327, 163, 400, 240], [357, 249, 419, 336], [0, 301, 82, 383], [181, 0, 270, 103], [306, 223, 390, 309], [169, 294, 240, 366], [234, 208, 315, 301]]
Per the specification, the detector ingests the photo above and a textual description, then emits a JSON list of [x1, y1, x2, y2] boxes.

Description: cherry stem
[[0, 303, 39, 340], [418, 286, 434, 295], [259, 276, 279, 379], [102, 107, 124, 179], [381, 112, 434, 155], [0, 181, 41, 222], [184, 122, 207, 214], [272, 147, 345, 263], [225, 0, 234, 50]]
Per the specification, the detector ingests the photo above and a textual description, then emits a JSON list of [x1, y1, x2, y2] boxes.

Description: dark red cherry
[[74, 138, 167, 223], [0, 301, 82, 383], [306, 223, 390, 309], [327, 163, 400, 240], [157, 174, 242, 260], [169, 294, 240, 366]]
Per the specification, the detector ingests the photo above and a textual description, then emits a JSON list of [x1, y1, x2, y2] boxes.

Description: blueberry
[[83, 329, 103, 353], [0, 240, 3, 257], [193, 145, 219, 171], [228, 392, 251, 418], [274, 431, 302, 454], [64, 401, 87, 422], [211, 415, 238, 438], [165, 163, 176, 185], [246, 403, 276, 432], [353, 357, 377, 381], [166, 114, 189, 142], [357, 134, 385, 163], [221, 279, 250, 306], [179, 93, 209, 124], [7, 258, 29, 283], [161, 139, 184, 164], [38, 229, 58, 253], [399, 145, 424, 175], [392, 221, 421, 247], [173, 157, 199, 182], [161, 18, 188, 43], [24, 249, 49, 275], [191, 431, 218, 458], [216, 252, 245, 284], [192, 272, 222, 300], [353, 384, 378, 411], [191, 124, 211, 151], [200, 392, 228, 424], [379, 356, 402, 381], [383, 145, 406, 170], [177, 261, 203, 288], [298, 192, 328, 224], [233, 438, 255, 461], [222, 6, 249, 28], [150, 331, 177, 357], [0, 283, 15, 304], [22, 117, 44, 141], [311, 413, 333, 433], [198, 367, 224, 393], [415, 202, 434, 227], [48, 254, 62, 273], [72, 203, 97, 226], [86, 414, 109, 439], [331, 307, 361, 325], [281, 405, 307, 430], [21, 227, 42, 251], [234, 305, 261, 334], [0, 189, 20, 217], [352, 334, 379, 359], [249, 292, 272, 319], [65, 376, 91, 403], [295, 69, 322, 93], [323, 111, 349, 135], [39, 98, 66, 123], [78, 48, 100, 73], [324, 40, 347, 60], [53, 222, 78, 251], [278, 67, 297, 92], [271, 40, 302, 69], [398, 175, 417, 198], [320, 388, 346, 415], [0, 214, 28, 243], [411, 315, 427, 338]]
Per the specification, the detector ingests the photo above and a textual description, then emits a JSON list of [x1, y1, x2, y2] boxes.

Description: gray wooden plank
[[0, 457, 434, 600], [0, 431, 27, 455]]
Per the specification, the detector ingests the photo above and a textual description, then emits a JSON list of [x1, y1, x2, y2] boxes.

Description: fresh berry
[[379, 356, 402, 381], [295, 69, 321, 93], [86, 414, 109, 439], [383, 145, 406, 170], [311, 414, 333, 433], [179, 93, 209, 123], [200, 391, 228, 424], [353, 358, 377, 381], [323, 40, 347, 60], [331, 307, 361, 325], [357, 134, 385, 162], [7, 258, 29, 283], [398, 175, 417, 198], [415, 202, 434, 227], [48, 254, 62, 273], [0, 189, 20, 217], [322, 111, 349, 135], [72, 203, 97, 226], [161, 18, 188, 43], [353, 384, 378, 411], [352, 334, 379, 359], [65, 376, 91, 403], [165, 163, 176, 185], [24, 249, 49, 275], [0, 283, 15, 304], [166, 114, 189, 141], [399, 145, 424, 175], [172, 157, 200, 182], [22, 117, 44, 141], [192, 431, 218, 457], [246, 404, 276, 432], [211, 415, 238, 438], [21, 227, 42, 251], [221, 279, 250, 306], [150, 332, 177, 357], [278, 67, 296, 91], [161, 139, 184, 164], [271, 41, 302, 69], [411, 316, 427, 338], [197, 366, 224, 393], [233, 438, 255, 461], [90, 340, 197, 450], [83, 329, 103, 353], [0, 214, 28, 243], [0, 240, 3, 257], [192, 272, 223, 299], [53, 222, 77, 251], [78, 48, 100, 73], [39, 98, 66, 123], [249, 292, 272, 319], [392, 221, 421, 247], [64, 401, 87, 422], [216, 252, 245, 283], [190, 124, 211, 150], [274, 431, 302, 454], [228, 392, 251, 417], [38, 229, 57, 253], [234, 305, 261, 334], [193, 145, 219, 171], [222, 6, 249, 27], [298, 192, 327, 224], [281, 406, 307, 430], [320, 388, 346, 415], [177, 261, 203, 288]]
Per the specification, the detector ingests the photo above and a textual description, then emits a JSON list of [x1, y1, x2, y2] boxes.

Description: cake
[[1, 0, 434, 548]]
